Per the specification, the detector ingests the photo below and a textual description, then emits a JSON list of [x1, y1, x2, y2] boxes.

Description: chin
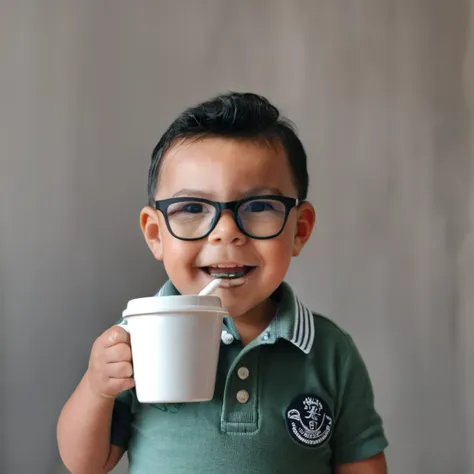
[[218, 291, 269, 317], [220, 304, 249, 319], [214, 292, 245, 314]]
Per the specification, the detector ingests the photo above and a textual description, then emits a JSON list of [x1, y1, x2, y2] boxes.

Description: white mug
[[118, 294, 227, 403]]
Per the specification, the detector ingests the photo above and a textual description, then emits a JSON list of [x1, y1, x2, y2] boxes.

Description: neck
[[233, 298, 277, 346]]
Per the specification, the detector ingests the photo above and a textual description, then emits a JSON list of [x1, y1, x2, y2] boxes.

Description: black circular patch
[[285, 394, 333, 448]]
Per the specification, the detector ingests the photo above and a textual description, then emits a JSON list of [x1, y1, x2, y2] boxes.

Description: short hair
[[147, 92, 309, 205]]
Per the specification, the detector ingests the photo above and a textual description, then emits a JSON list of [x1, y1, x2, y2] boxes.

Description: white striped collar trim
[[288, 294, 315, 354]]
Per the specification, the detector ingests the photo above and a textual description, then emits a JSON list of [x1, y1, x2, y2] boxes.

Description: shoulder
[[304, 310, 365, 375], [310, 311, 355, 351], [305, 311, 375, 409], [311, 311, 350, 338]]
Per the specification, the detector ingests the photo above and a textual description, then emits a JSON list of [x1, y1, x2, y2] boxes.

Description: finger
[[109, 377, 136, 395], [102, 326, 130, 348], [107, 361, 134, 379], [105, 343, 132, 363]]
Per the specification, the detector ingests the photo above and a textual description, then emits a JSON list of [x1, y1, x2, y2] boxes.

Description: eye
[[182, 203, 204, 214], [244, 201, 277, 213], [167, 201, 209, 217]]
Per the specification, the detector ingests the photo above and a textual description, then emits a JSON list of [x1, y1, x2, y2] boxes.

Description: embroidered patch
[[285, 394, 333, 447]]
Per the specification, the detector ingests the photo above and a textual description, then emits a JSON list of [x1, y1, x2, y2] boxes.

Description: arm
[[57, 373, 124, 473], [334, 452, 387, 474], [330, 334, 388, 467], [57, 327, 134, 474]]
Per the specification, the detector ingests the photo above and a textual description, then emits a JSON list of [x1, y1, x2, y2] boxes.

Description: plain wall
[[461, 2, 474, 471], [1, 1, 473, 473]]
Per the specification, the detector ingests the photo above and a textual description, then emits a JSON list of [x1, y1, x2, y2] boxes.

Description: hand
[[86, 326, 135, 399]]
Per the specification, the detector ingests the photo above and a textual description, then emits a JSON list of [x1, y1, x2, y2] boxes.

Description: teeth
[[211, 271, 246, 279], [210, 264, 245, 268], [203, 264, 254, 280]]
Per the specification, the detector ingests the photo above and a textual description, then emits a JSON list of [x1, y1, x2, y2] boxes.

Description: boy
[[57, 92, 388, 473]]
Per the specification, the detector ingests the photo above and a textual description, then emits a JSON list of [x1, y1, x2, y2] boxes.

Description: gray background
[[1, 1, 473, 473]]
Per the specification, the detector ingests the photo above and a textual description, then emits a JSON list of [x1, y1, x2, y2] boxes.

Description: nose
[[208, 211, 247, 245]]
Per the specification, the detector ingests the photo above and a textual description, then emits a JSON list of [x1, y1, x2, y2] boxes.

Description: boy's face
[[140, 137, 315, 319]]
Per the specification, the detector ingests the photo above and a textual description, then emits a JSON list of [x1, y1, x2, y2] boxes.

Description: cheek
[[161, 235, 199, 273], [256, 234, 294, 272]]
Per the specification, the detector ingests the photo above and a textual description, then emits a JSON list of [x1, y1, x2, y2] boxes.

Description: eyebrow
[[242, 187, 283, 197], [171, 189, 213, 199], [170, 187, 284, 199]]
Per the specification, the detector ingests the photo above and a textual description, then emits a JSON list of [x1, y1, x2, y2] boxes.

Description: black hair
[[147, 92, 309, 205]]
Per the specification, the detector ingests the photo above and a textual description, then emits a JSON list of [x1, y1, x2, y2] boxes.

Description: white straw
[[198, 279, 222, 296]]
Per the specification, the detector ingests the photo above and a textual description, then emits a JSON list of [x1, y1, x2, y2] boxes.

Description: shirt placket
[[220, 345, 261, 434]]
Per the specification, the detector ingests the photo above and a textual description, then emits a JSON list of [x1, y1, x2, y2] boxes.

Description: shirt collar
[[155, 280, 315, 354], [267, 281, 315, 354]]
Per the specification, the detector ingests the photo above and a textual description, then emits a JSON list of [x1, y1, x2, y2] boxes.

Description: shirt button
[[262, 332, 270, 341], [237, 367, 250, 380], [221, 331, 234, 345], [236, 390, 249, 404]]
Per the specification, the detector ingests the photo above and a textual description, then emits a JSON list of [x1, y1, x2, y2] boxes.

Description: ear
[[292, 201, 316, 257], [140, 206, 164, 261]]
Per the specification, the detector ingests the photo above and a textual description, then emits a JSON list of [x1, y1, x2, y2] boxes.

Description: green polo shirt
[[111, 281, 388, 473]]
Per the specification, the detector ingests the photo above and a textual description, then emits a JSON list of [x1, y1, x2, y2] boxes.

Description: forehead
[[156, 137, 297, 200]]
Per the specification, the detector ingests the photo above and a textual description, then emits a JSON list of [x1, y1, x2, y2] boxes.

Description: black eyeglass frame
[[154, 195, 300, 241]]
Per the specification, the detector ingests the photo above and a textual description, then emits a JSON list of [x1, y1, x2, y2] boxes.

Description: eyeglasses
[[154, 195, 299, 241]]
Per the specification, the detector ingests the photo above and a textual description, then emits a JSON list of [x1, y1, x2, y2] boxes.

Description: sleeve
[[330, 334, 388, 464], [110, 389, 134, 449]]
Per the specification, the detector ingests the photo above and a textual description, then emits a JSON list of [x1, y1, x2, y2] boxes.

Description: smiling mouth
[[201, 264, 256, 280]]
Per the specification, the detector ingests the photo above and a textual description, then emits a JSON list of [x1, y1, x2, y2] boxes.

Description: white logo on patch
[[285, 395, 333, 447]]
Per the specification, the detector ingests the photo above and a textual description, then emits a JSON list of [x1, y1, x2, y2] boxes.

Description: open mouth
[[201, 264, 255, 280]]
